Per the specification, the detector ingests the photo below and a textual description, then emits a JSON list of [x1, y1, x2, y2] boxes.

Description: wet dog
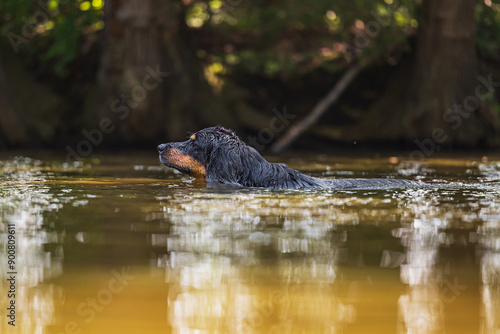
[[158, 126, 421, 190]]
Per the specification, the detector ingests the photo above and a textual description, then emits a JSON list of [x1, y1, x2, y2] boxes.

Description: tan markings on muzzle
[[164, 148, 206, 180]]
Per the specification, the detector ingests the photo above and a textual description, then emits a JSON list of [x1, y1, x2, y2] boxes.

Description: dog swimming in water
[[158, 126, 421, 190]]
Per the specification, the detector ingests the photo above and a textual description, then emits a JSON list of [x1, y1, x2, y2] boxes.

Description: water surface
[[1, 152, 499, 334]]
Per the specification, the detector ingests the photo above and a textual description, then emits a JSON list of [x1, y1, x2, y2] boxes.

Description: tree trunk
[[0, 44, 62, 147], [402, 0, 491, 146], [352, 0, 500, 147], [92, 0, 222, 144]]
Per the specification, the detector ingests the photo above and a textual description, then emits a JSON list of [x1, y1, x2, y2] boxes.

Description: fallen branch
[[270, 60, 372, 153]]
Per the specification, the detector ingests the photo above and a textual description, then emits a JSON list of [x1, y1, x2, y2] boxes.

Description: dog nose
[[157, 143, 168, 153]]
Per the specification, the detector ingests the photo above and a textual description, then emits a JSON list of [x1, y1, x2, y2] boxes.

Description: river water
[[0, 152, 499, 334]]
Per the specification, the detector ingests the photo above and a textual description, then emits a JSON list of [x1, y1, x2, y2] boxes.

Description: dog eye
[[190, 134, 204, 148]]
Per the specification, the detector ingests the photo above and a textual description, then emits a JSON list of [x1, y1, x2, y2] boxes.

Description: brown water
[[1, 152, 499, 334]]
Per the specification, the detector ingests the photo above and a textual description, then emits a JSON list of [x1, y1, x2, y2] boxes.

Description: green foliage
[[1, 0, 499, 80], [0, 0, 103, 77], [187, 0, 420, 78], [185, 0, 499, 81], [476, 0, 500, 58]]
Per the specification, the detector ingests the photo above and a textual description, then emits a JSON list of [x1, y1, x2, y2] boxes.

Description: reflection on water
[[149, 193, 353, 332], [396, 192, 445, 333], [0, 155, 499, 333], [0, 158, 64, 334], [479, 219, 500, 333]]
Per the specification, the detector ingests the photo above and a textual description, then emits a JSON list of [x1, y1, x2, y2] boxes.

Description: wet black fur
[[158, 126, 421, 190]]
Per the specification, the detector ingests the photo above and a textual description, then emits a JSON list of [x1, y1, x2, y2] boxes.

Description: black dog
[[158, 126, 421, 190]]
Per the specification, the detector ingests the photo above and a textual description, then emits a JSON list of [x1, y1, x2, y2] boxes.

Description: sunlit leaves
[[1, 0, 499, 82], [80, 1, 91, 11], [209, 0, 223, 12], [181, 0, 498, 83], [0, 0, 104, 77], [79, 0, 103, 11], [92, 0, 104, 10], [181, 0, 420, 78], [48, 0, 58, 11], [186, 2, 210, 28], [204, 61, 226, 92]]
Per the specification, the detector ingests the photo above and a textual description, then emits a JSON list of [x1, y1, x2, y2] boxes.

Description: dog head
[[158, 126, 260, 185]]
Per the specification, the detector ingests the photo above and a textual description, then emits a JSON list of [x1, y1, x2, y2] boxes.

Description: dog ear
[[205, 144, 244, 186]]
